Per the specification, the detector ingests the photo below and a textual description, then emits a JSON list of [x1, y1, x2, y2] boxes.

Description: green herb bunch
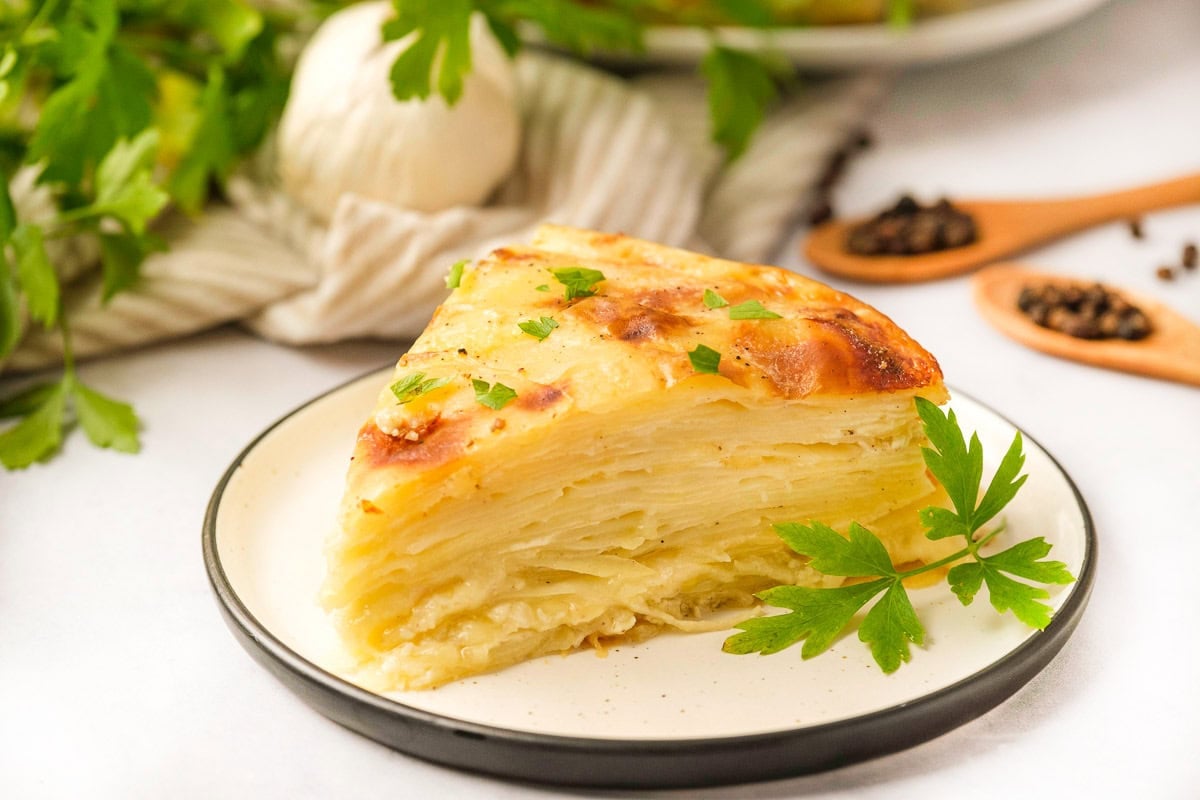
[[724, 397, 1076, 672], [0, 0, 296, 468]]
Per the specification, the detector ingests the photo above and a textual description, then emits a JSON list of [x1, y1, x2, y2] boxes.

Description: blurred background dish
[[571, 0, 1111, 68]]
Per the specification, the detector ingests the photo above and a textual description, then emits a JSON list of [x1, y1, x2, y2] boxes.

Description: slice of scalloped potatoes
[[324, 225, 953, 690]]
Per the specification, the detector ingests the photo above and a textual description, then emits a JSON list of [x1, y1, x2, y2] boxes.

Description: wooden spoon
[[973, 264, 1200, 387], [804, 173, 1200, 283]]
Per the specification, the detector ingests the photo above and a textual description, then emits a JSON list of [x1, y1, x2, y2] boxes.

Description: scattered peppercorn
[[845, 195, 978, 256], [1017, 281, 1152, 341], [1182, 242, 1197, 270], [1127, 217, 1145, 240], [1156, 266, 1176, 281]]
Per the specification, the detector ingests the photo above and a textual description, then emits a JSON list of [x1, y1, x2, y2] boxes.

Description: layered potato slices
[[324, 225, 953, 690]]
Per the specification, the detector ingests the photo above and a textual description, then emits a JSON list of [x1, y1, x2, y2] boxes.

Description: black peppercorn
[[1016, 281, 1153, 341], [845, 195, 978, 257], [1182, 242, 1197, 270]]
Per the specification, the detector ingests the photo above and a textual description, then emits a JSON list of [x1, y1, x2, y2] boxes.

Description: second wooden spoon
[[973, 264, 1200, 387], [805, 173, 1200, 283]]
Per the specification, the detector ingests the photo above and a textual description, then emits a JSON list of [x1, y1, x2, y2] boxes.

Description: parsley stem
[[23, 0, 63, 39], [894, 521, 1008, 580], [57, 298, 75, 378], [53, 205, 102, 226]]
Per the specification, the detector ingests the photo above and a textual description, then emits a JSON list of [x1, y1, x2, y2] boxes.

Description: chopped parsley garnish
[[472, 379, 517, 410], [688, 344, 722, 374], [535, 284, 550, 292], [444, 259, 468, 289], [518, 316, 559, 341], [390, 373, 449, 404], [703, 289, 729, 309], [728, 300, 782, 320], [723, 397, 1076, 673], [549, 267, 606, 301]]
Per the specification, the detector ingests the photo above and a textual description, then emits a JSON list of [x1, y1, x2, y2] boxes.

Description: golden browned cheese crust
[[351, 226, 944, 481]]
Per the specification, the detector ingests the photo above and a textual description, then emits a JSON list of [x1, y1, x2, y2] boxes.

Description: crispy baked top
[[353, 225, 944, 475]]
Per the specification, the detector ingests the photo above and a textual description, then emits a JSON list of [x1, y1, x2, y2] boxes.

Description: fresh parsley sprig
[[445, 259, 468, 289], [688, 343, 721, 374], [702, 288, 728, 309], [518, 315, 558, 341], [0, 0, 294, 469], [472, 378, 517, 410], [0, 313, 140, 469], [390, 372, 449, 404], [723, 397, 1076, 672], [728, 299, 781, 320], [549, 266, 605, 301]]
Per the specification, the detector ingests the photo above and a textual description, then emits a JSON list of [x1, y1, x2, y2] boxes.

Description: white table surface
[[3, 0, 1199, 797]]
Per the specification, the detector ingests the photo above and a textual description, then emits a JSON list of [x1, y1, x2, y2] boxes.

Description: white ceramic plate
[[585, 0, 1109, 68], [204, 369, 1094, 788]]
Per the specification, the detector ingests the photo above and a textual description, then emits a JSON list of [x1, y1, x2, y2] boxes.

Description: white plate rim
[[202, 369, 1096, 788], [562, 0, 1110, 68]]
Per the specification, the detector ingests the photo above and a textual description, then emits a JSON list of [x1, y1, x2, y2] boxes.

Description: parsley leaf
[[724, 398, 1076, 672], [95, 128, 159, 202], [92, 132, 170, 235], [98, 232, 164, 303], [710, 0, 777, 26], [445, 259, 467, 289], [915, 397, 984, 523], [390, 372, 450, 404], [887, 0, 916, 26], [0, 179, 18, 359], [688, 344, 721, 374], [948, 537, 1074, 629], [168, 66, 234, 214], [11, 224, 58, 328], [703, 289, 728, 309], [472, 378, 517, 410], [773, 521, 898, 578], [0, 382, 60, 419], [518, 316, 559, 341], [535, 284, 550, 292], [0, 171, 14, 243], [498, 0, 643, 56], [550, 267, 606, 301], [728, 300, 782, 320], [724, 580, 889, 659], [71, 377, 140, 454], [916, 397, 1027, 534], [859, 580, 925, 672], [701, 46, 777, 160], [30, 33, 156, 187], [0, 378, 67, 469], [384, 0, 474, 104], [166, 0, 265, 61], [731, 521, 919, 671], [0, 256, 19, 361]]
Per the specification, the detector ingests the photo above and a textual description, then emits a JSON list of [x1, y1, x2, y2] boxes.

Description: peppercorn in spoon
[[804, 173, 1200, 283], [973, 264, 1200, 387]]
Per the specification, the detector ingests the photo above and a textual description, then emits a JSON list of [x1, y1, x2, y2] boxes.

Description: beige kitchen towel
[[5, 52, 885, 371]]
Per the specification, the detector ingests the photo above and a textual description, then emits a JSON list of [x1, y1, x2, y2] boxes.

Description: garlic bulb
[[278, 2, 521, 222]]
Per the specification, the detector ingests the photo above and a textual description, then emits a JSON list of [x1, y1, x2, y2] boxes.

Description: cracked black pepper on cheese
[[324, 225, 956, 690]]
